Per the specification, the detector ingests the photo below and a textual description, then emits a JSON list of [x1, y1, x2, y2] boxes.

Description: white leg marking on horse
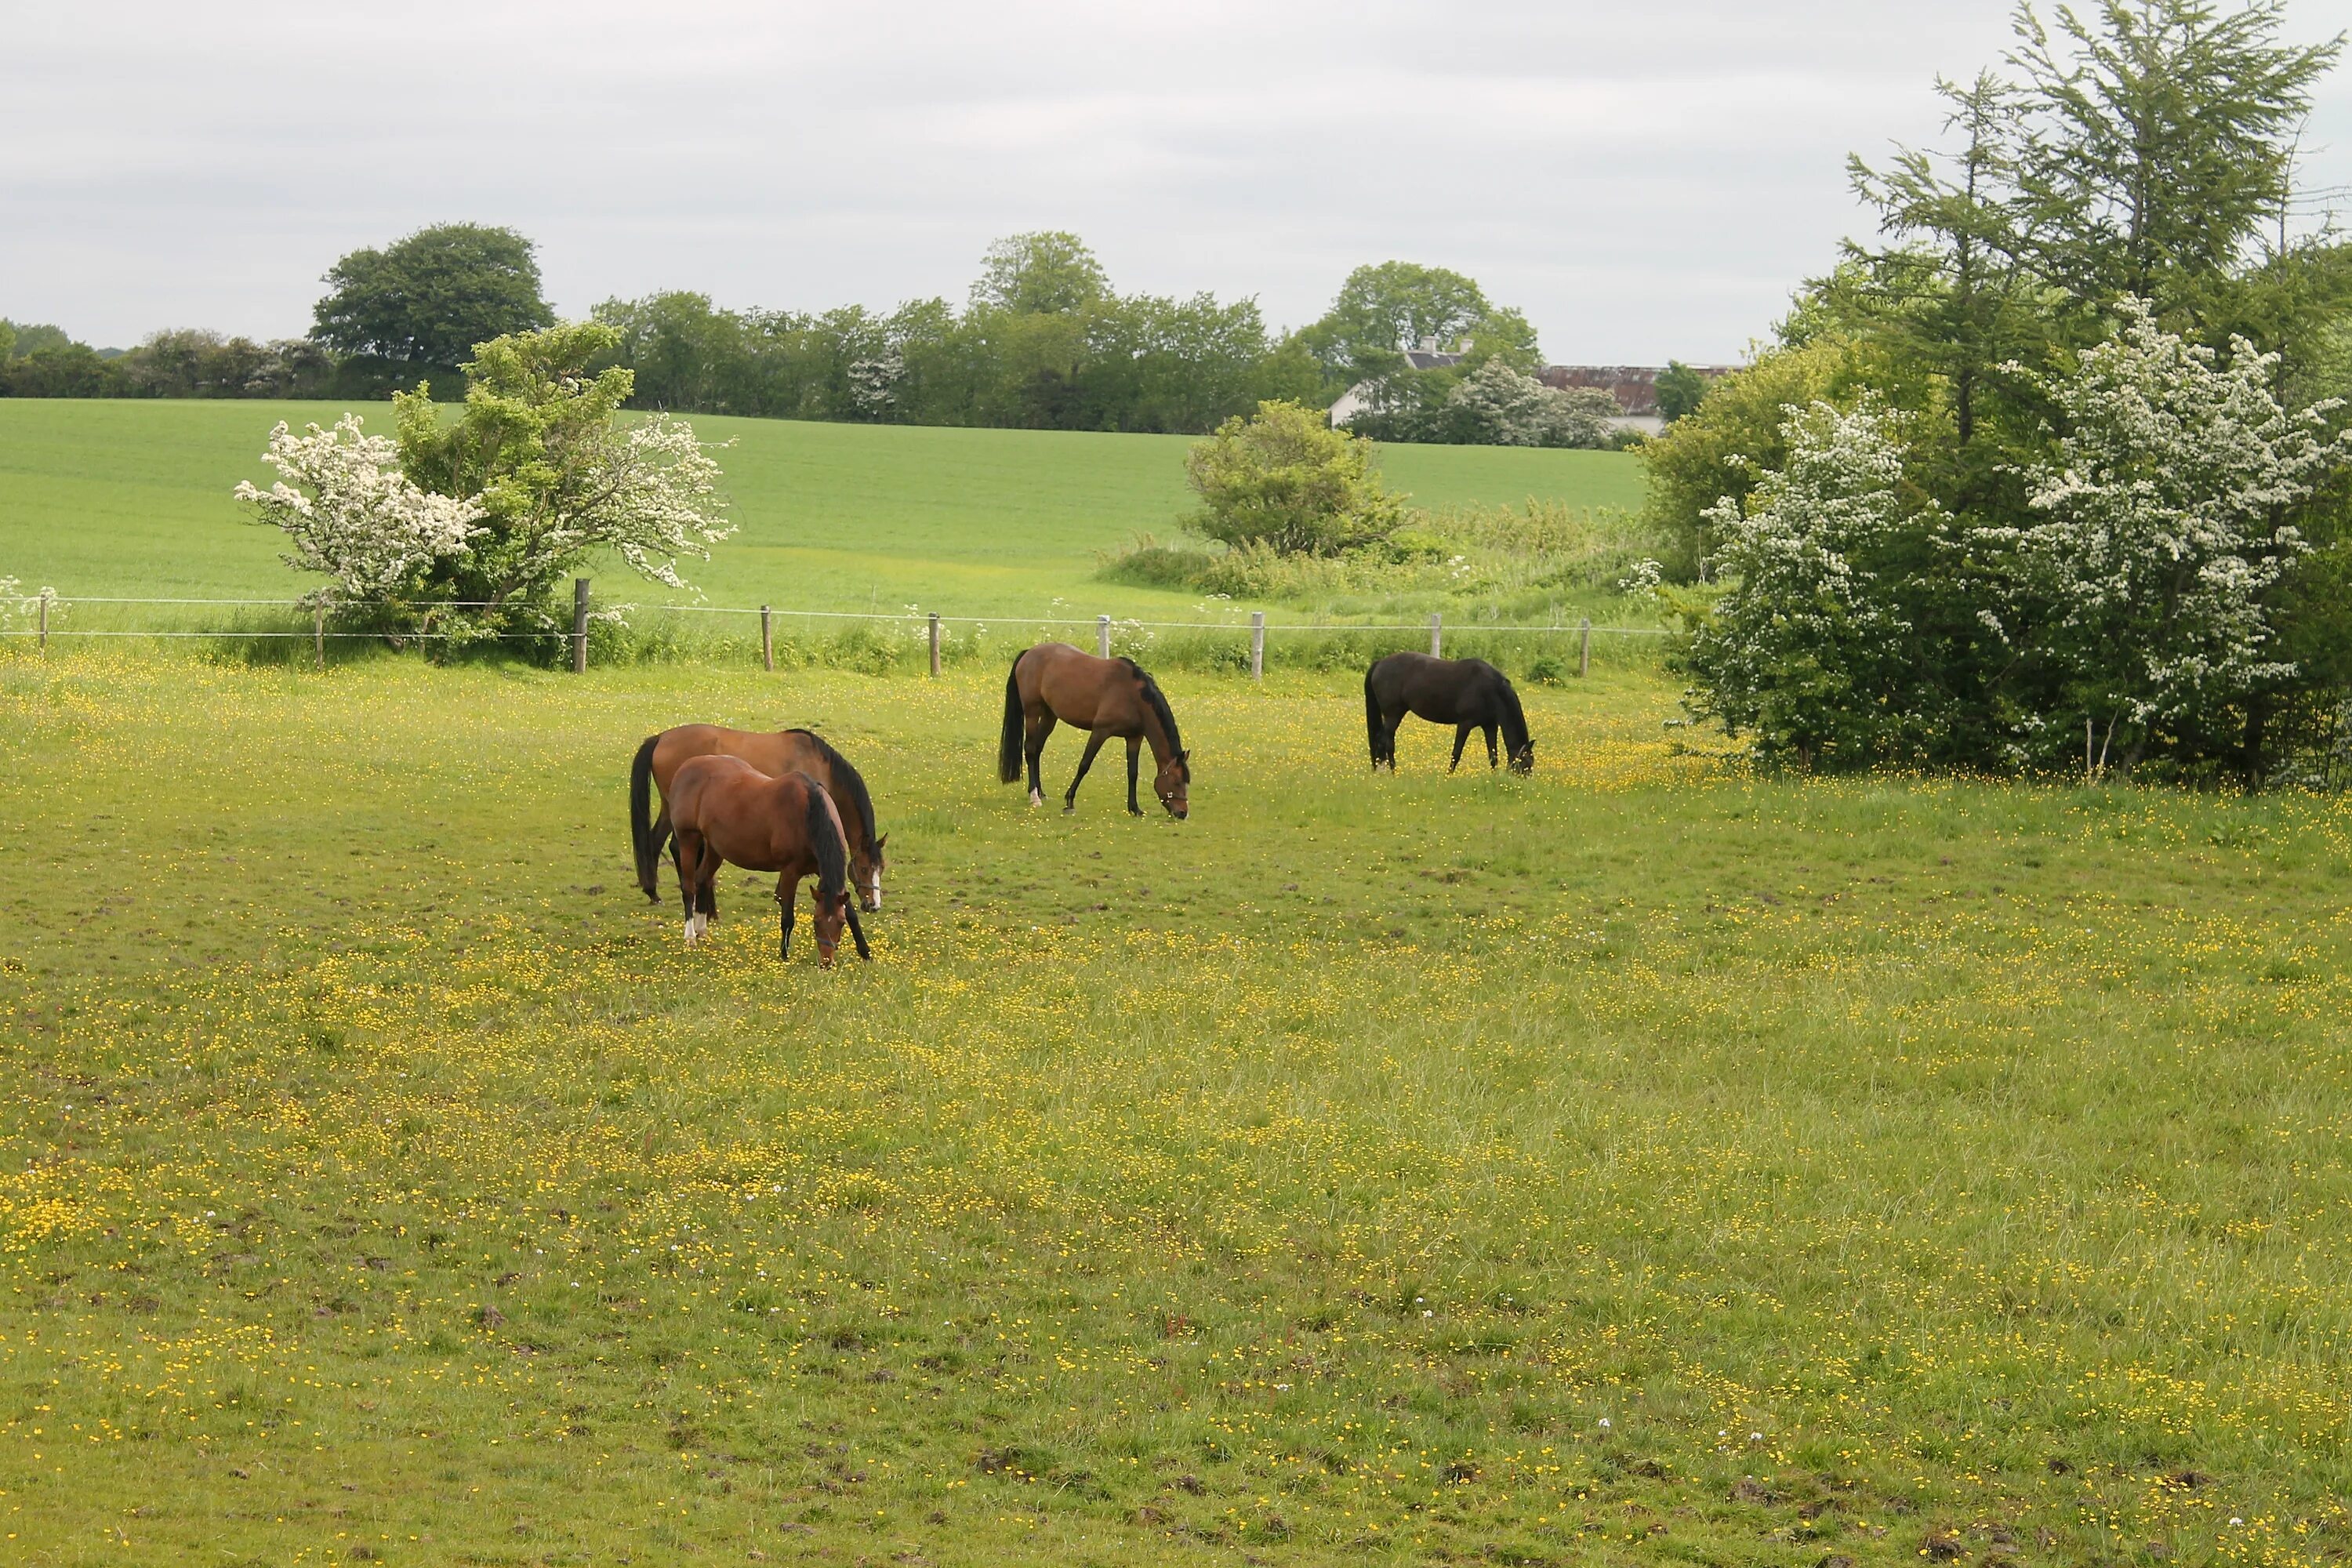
[[1029, 788, 1043, 807], [684, 919, 697, 946]]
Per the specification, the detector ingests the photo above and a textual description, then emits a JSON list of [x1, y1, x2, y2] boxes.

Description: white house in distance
[[1329, 341, 1735, 436]]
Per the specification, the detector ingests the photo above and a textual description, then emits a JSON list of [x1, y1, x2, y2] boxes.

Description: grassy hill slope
[[0, 401, 1646, 616]]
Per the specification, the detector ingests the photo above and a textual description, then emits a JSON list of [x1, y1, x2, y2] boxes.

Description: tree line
[[2, 228, 1612, 442]]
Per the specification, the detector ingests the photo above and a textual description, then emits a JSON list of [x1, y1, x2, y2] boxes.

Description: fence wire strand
[[7, 593, 1672, 639]]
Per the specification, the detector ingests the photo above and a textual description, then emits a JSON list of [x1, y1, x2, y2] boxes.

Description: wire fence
[[2, 586, 1674, 677]]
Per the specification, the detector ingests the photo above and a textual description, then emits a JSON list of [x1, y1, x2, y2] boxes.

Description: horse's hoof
[[1063, 804, 1076, 815]]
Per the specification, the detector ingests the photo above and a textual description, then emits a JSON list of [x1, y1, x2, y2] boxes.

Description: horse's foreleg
[[1450, 724, 1472, 773], [1063, 730, 1110, 813], [776, 875, 800, 962], [1125, 736, 1143, 815], [1486, 724, 1500, 769], [677, 832, 703, 946]]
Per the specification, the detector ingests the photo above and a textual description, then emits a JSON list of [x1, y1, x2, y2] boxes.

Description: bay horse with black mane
[[666, 758, 870, 967], [1365, 652, 1534, 774], [632, 725, 887, 914], [999, 644, 1190, 817]]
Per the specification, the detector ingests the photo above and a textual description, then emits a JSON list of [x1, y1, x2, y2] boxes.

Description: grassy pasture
[[2, 646, 2350, 1566], [0, 401, 1646, 619]]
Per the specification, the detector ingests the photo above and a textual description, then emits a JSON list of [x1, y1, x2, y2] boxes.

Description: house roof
[[1538, 364, 1735, 417]]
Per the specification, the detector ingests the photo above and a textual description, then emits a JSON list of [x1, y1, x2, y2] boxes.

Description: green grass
[[0, 401, 1645, 619], [4, 645, 2350, 1566]]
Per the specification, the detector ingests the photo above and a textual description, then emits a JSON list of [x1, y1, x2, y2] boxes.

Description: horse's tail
[[997, 652, 1026, 784], [630, 733, 663, 901], [1363, 664, 1385, 764]]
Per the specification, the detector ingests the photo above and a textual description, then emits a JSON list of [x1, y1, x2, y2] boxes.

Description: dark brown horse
[[632, 725, 887, 913], [666, 758, 871, 967], [1366, 653, 1534, 774], [998, 644, 1189, 817]]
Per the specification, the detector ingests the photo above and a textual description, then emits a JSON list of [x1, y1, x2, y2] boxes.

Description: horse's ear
[[874, 833, 888, 852]]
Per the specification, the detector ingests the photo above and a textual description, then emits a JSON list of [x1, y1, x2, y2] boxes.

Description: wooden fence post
[[1578, 617, 1592, 678], [1250, 611, 1265, 681], [928, 612, 942, 677], [760, 605, 774, 672], [1428, 612, 1442, 658], [1098, 614, 1111, 658], [572, 577, 590, 673], [314, 602, 326, 670]]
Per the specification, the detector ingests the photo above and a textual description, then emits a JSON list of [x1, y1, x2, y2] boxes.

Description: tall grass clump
[[1101, 498, 1669, 622]]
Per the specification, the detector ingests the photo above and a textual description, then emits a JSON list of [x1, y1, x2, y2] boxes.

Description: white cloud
[[6, 0, 2352, 361]]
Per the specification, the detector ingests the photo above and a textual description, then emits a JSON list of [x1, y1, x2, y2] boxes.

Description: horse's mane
[[786, 728, 878, 857], [1120, 659, 1186, 771], [801, 779, 849, 902], [1492, 669, 1531, 755]]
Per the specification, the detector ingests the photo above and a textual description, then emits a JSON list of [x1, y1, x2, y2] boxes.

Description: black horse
[[1365, 653, 1534, 774]]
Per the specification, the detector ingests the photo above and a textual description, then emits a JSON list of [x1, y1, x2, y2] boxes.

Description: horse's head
[[853, 833, 888, 912], [1508, 739, 1535, 775], [1155, 750, 1191, 820], [812, 885, 851, 967]]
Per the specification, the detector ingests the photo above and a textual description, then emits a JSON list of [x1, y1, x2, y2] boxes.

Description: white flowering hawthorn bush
[[392, 324, 735, 647], [1683, 397, 1949, 766], [232, 325, 735, 651], [234, 416, 482, 608], [1983, 299, 2347, 768], [1679, 299, 2352, 775]]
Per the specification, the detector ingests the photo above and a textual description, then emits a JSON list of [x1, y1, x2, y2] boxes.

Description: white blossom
[[1686, 396, 1937, 763], [560, 414, 737, 593], [234, 415, 482, 604], [1446, 359, 1621, 448], [0, 578, 61, 632], [1987, 298, 2346, 739], [848, 351, 904, 419]]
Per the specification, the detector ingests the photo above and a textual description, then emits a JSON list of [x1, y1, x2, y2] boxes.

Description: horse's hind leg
[[1450, 724, 1472, 773], [1025, 710, 1057, 807], [1064, 729, 1110, 813], [647, 801, 673, 903]]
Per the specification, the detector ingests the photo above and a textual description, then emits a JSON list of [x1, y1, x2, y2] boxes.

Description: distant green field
[[0, 401, 1646, 618]]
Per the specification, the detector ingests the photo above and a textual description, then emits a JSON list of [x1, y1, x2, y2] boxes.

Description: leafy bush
[[1677, 306, 2352, 777], [1183, 401, 1406, 556], [1682, 397, 1951, 768]]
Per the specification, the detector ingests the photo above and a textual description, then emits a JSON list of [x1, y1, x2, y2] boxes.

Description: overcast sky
[[9, 0, 2352, 364]]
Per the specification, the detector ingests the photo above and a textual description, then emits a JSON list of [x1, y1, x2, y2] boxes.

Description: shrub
[[1184, 401, 1406, 556]]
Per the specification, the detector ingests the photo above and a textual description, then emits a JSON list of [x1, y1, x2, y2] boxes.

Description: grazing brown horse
[[666, 758, 870, 967], [1366, 652, 1534, 774], [631, 725, 887, 913], [998, 644, 1189, 817]]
